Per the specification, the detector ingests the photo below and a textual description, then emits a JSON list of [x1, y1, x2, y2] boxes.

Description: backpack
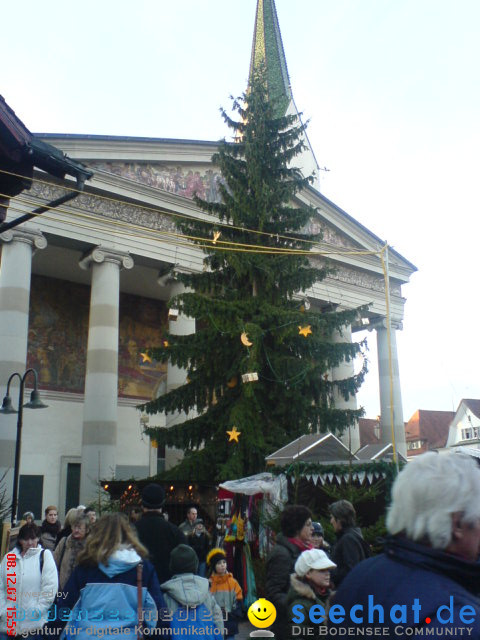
[[355, 533, 372, 558], [170, 603, 219, 640]]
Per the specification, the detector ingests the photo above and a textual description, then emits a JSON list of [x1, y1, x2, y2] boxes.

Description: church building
[[0, 0, 416, 519]]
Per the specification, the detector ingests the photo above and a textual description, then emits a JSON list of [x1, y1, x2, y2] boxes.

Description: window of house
[[462, 428, 473, 440], [407, 440, 422, 450]]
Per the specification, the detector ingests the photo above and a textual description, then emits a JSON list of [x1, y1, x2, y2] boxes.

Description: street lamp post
[[0, 368, 48, 526]]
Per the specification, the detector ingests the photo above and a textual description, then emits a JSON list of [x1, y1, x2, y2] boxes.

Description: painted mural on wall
[[27, 276, 89, 393], [117, 294, 168, 398], [89, 162, 224, 203], [27, 275, 168, 399]]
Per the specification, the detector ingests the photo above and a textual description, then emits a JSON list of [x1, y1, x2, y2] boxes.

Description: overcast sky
[[2, 0, 479, 421]]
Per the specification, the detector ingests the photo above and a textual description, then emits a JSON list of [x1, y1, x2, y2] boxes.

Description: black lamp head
[[0, 395, 17, 414], [24, 389, 48, 410]]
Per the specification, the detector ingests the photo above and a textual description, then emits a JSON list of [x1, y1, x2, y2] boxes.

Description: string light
[[0, 168, 384, 257]]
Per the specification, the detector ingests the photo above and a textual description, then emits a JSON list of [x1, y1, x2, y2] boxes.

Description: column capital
[[369, 317, 403, 332], [0, 227, 47, 251], [79, 246, 134, 271]]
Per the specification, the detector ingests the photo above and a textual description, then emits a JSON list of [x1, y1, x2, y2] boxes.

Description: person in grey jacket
[[329, 499, 368, 588], [161, 544, 224, 636]]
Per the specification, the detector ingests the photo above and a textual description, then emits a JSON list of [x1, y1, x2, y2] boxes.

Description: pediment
[[35, 135, 417, 290]]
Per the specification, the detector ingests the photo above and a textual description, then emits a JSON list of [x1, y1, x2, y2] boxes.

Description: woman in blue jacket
[[54, 513, 168, 638]]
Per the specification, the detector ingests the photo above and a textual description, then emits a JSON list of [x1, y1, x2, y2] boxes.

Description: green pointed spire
[[249, 0, 293, 117]]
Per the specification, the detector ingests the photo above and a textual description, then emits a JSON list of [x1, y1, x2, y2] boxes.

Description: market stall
[[217, 472, 287, 604]]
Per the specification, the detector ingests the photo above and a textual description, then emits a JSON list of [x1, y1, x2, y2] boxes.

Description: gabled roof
[[0, 95, 91, 189], [405, 409, 455, 449], [462, 399, 480, 420], [249, 0, 292, 117], [355, 443, 407, 463], [265, 432, 356, 465]]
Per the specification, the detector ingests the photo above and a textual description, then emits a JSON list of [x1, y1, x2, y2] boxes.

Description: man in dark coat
[[329, 499, 368, 587], [135, 483, 186, 583], [333, 452, 480, 638]]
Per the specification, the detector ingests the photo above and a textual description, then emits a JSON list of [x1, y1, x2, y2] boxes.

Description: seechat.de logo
[[248, 598, 277, 630]]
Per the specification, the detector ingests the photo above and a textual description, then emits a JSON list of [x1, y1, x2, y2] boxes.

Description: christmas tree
[[140, 67, 368, 482]]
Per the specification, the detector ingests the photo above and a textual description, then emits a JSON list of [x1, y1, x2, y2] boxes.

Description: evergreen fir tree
[[140, 67, 368, 482]]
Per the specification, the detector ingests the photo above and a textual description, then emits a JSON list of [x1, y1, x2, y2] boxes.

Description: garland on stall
[[269, 459, 403, 499]]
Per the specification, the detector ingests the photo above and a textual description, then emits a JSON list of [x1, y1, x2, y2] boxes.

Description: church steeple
[[249, 0, 321, 189], [249, 0, 293, 117]]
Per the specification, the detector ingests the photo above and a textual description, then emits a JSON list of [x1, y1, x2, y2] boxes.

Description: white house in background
[[445, 399, 480, 450]]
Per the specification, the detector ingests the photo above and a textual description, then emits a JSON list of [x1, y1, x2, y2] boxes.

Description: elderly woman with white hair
[[333, 452, 480, 636]]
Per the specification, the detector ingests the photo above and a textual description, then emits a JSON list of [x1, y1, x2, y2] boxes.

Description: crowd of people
[[1, 452, 480, 639], [263, 452, 480, 639], [0, 487, 242, 640]]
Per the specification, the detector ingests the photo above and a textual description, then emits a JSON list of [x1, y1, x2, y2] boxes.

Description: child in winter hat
[[207, 548, 243, 640], [161, 544, 224, 636]]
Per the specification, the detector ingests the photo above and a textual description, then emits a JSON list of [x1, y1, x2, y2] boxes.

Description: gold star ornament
[[298, 325, 312, 338], [227, 426, 241, 442], [140, 352, 152, 363]]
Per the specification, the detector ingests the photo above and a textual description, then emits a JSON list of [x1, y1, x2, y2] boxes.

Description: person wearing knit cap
[[286, 549, 336, 638], [207, 548, 243, 640], [310, 521, 330, 552], [161, 544, 224, 638], [135, 483, 186, 583]]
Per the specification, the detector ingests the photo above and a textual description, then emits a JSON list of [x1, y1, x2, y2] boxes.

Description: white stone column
[[79, 247, 134, 504], [0, 227, 47, 502], [376, 319, 406, 459], [165, 282, 195, 469], [331, 324, 360, 454]]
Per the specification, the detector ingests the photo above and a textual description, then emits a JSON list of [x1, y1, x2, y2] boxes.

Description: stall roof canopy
[[219, 472, 287, 504], [265, 432, 356, 465], [355, 443, 407, 462]]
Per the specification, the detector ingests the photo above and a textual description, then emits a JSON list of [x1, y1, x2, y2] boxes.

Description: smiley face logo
[[247, 598, 277, 628]]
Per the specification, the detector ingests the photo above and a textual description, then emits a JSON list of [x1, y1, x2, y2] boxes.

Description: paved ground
[[237, 621, 253, 639]]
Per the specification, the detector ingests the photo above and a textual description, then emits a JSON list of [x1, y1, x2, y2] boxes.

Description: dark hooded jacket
[[332, 536, 480, 637]]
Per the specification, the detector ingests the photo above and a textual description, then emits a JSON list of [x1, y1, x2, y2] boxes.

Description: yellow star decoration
[[140, 352, 152, 363], [227, 426, 241, 443], [212, 230, 221, 244], [298, 325, 312, 338]]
